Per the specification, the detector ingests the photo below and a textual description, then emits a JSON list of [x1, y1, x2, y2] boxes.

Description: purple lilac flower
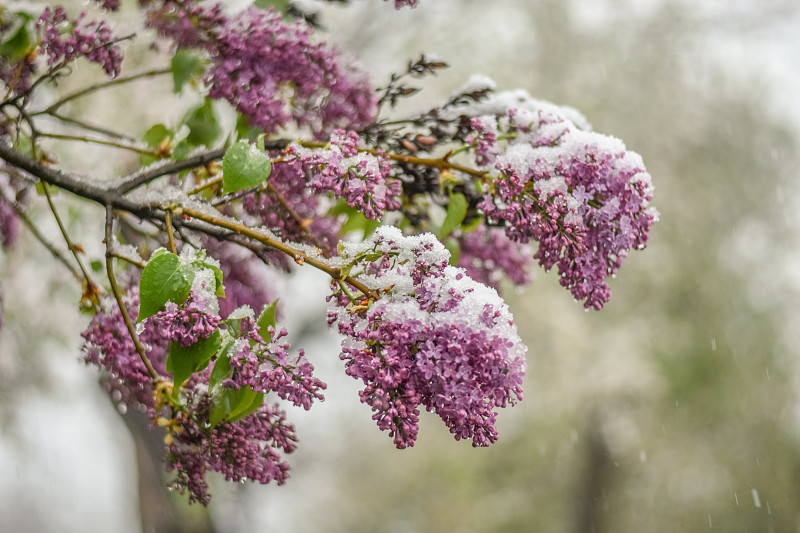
[[0, 197, 19, 249], [82, 272, 323, 505], [0, 46, 36, 97], [392, 0, 420, 7], [149, 2, 376, 136], [329, 226, 526, 448], [224, 318, 326, 410], [447, 83, 657, 309], [37, 6, 124, 77], [166, 391, 297, 505], [293, 130, 402, 220], [242, 158, 342, 253], [81, 285, 170, 411], [456, 226, 533, 291], [151, 298, 220, 347], [94, 0, 121, 10]]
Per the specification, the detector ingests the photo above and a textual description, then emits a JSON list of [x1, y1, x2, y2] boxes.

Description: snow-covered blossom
[[152, 298, 220, 347], [293, 130, 402, 220], [37, 7, 124, 77], [203, 240, 277, 319], [149, 2, 376, 136], [450, 85, 657, 309], [329, 226, 526, 448]]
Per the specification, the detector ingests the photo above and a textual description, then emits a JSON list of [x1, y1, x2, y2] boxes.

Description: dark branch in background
[[0, 141, 379, 298], [38, 68, 171, 115], [376, 54, 449, 112], [116, 139, 289, 194]]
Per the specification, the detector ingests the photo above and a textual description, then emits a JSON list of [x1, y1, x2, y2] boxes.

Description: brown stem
[[104, 204, 159, 380], [41, 182, 101, 307], [179, 206, 379, 299], [164, 209, 177, 254], [298, 139, 487, 178]]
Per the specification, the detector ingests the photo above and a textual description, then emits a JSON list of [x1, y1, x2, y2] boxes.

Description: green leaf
[[183, 98, 221, 147], [460, 215, 483, 233], [35, 182, 58, 196], [444, 237, 461, 266], [0, 13, 32, 61], [137, 251, 195, 322], [256, 299, 279, 342], [254, 0, 289, 13], [171, 140, 192, 162], [437, 192, 468, 239], [209, 340, 233, 390], [235, 114, 263, 141], [90, 259, 104, 273], [204, 262, 226, 298], [222, 141, 272, 194], [141, 124, 171, 167], [171, 49, 205, 93], [210, 386, 264, 428], [167, 330, 222, 390]]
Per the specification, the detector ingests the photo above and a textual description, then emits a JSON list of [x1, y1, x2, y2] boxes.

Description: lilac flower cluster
[[0, 38, 36, 96], [449, 83, 657, 309], [242, 158, 342, 253], [149, 2, 376, 136], [224, 318, 326, 410], [292, 130, 402, 220], [94, 0, 121, 10], [82, 267, 324, 504], [167, 398, 297, 505], [37, 7, 124, 77], [329, 226, 526, 448], [0, 174, 24, 248], [392, 0, 421, 7], [152, 298, 220, 347], [82, 286, 171, 411], [456, 226, 533, 291]]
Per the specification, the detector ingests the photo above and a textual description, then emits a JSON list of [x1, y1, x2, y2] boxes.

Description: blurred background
[[1, 0, 800, 531]]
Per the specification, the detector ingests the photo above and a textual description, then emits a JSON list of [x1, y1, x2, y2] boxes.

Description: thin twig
[[179, 206, 379, 299], [116, 146, 229, 194], [0, 185, 83, 283], [44, 111, 136, 141], [2, 34, 139, 109], [41, 68, 170, 114], [104, 204, 159, 380], [187, 174, 223, 196], [298, 139, 487, 177], [38, 131, 161, 157], [41, 182, 100, 307], [108, 250, 146, 269], [164, 209, 177, 254]]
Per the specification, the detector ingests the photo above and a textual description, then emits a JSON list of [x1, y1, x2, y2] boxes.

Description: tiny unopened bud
[[401, 139, 418, 152]]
